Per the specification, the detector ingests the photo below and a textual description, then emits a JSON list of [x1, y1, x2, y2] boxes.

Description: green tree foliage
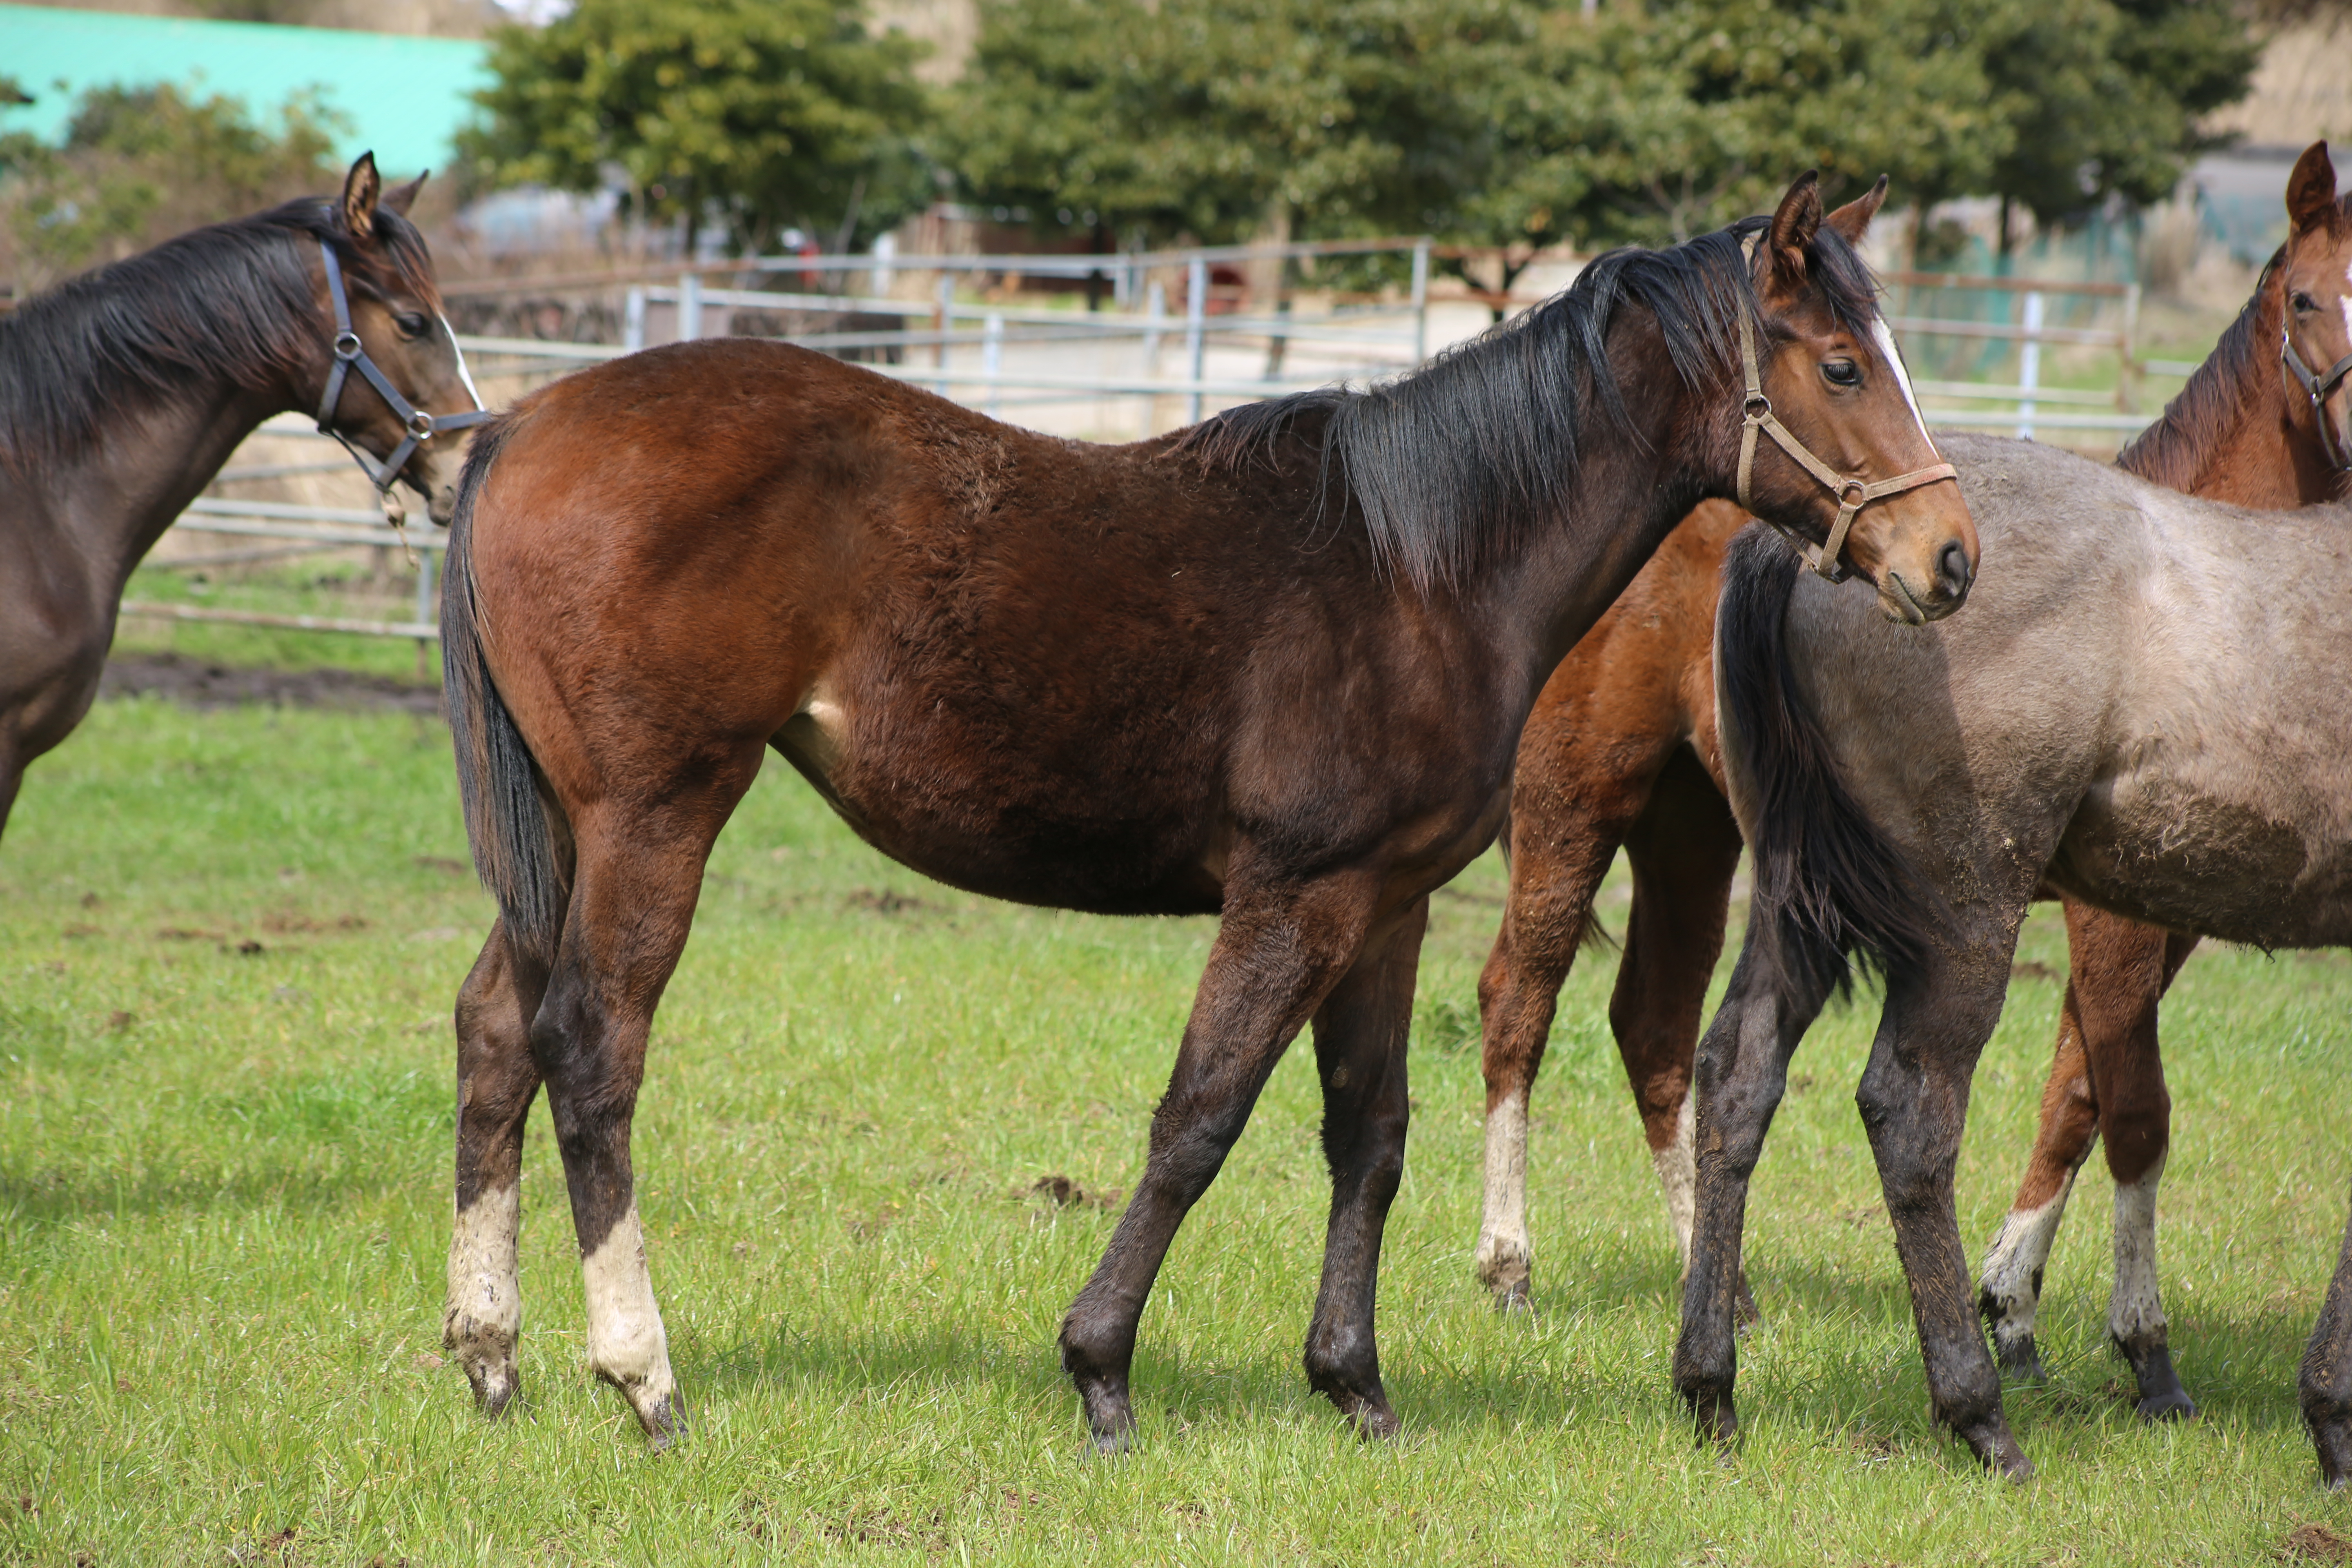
[[946, 0, 1490, 247], [951, 0, 2255, 270], [0, 81, 345, 291], [461, 0, 931, 253]]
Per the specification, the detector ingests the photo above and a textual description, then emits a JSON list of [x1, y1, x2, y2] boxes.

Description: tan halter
[[1736, 234, 1957, 580]]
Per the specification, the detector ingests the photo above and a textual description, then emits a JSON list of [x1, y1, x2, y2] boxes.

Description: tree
[[946, 0, 1488, 249], [461, 0, 933, 254], [0, 81, 345, 291]]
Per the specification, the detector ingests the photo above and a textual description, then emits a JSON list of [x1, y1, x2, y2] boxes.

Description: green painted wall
[[0, 3, 490, 177]]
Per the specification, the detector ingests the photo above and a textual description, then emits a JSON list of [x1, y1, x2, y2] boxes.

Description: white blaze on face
[[1869, 315, 1938, 454], [440, 312, 487, 411], [2338, 255, 2352, 350]]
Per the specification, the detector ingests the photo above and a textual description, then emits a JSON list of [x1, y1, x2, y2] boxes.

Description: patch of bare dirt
[[2283, 1522, 2352, 1562], [1027, 1175, 1123, 1211], [100, 653, 441, 714]]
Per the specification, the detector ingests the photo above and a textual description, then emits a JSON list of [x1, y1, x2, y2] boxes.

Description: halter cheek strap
[[2281, 325, 2352, 473], [1735, 233, 1958, 580], [316, 238, 493, 515]]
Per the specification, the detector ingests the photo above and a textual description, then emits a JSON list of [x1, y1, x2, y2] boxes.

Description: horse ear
[[381, 172, 427, 218], [341, 153, 381, 241], [2288, 141, 2339, 237], [1767, 171, 1824, 282], [1825, 175, 1888, 246]]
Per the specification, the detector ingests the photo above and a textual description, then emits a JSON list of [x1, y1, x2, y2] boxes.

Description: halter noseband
[[316, 237, 492, 514], [2281, 324, 2352, 473], [1735, 233, 1958, 580]]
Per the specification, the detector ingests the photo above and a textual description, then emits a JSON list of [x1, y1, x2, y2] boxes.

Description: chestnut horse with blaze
[[1473, 141, 2352, 1419], [434, 176, 1974, 1448]]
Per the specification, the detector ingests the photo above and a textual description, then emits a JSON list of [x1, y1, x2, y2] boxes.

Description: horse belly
[[773, 694, 1225, 917], [2051, 774, 2352, 949]]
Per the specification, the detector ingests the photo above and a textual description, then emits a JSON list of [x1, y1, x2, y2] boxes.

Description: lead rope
[[315, 235, 494, 561], [1735, 233, 1958, 580]]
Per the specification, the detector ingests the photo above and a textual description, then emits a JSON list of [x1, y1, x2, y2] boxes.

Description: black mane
[[1180, 216, 1882, 588], [0, 196, 438, 473]]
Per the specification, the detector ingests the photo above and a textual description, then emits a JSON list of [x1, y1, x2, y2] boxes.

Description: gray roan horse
[[0, 154, 485, 837], [1673, 432, 2352, 1484]]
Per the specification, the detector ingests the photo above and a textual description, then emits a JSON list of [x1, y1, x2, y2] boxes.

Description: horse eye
[[1821, 359, 1861, 388], [393, 312, 430, 339], [2293, 291, 2320, 314]]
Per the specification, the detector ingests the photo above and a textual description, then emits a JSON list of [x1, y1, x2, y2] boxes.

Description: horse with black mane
[[0, 154, 485, 839], [434, 174, 1975, 1448]]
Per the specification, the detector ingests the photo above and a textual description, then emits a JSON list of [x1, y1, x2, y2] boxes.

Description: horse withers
[[1675, 437, 2352, 1484], [434, 173, 1975, 1449], [0, 154, 486, 836]]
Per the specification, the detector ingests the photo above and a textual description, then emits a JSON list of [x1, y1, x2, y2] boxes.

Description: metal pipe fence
[[131, 244, 2172, 649]]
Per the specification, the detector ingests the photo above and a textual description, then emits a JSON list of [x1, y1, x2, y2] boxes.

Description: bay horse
[[1673, 439, 2352, 1483], [1474, 142, 2352, 1416], [0, 154, 487, 838], [434, 174, 1977, 1449]]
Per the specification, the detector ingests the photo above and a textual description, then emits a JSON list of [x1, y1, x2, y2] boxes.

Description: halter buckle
[[333, 330, 363, 362], [1743, 393, 1772, 423], [406, 408, 438, 439]]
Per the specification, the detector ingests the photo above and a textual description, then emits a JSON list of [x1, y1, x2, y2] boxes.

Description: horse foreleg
[[1860, 951, 2031, 1480], [1060, 875, 1376, 1452], [1671, 928, 1830, 1449], [444, 920, 546, 1416], [1303, 896, 1425, 1437], [1613, 754, 1742, 1295], [1474, 798, 1624, 1306]]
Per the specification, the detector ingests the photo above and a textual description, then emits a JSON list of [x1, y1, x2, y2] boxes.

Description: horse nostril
[[1938, 540, 1972, 596]]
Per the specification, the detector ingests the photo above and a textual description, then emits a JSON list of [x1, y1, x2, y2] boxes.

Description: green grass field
[[6, 682, 2352, 1565]]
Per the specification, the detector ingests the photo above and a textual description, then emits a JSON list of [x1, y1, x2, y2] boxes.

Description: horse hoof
[[2126, 1345, 2196, 1421], [1088, 1428, 1132, 1458], [1684, 1387, 1739, 1450], [1494, 1278, 1532, 1316], [1993, 1336, 2049, 1385], [639, 1395, 686, 1451], [1350, 1401, 1403, 1441], [2138, 1390, 2198, 1423]]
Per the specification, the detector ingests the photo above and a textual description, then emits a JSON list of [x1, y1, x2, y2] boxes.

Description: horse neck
[[34, 380, 299, 605], [1473, 369, 1714, 693], [2119, 281, 2340, 508]]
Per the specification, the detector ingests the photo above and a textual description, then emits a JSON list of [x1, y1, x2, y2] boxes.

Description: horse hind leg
[[1302, 896, 1426, 1436], [530, 771, 757, 1444], [1859, 946, 2031, 1479], [1611, 754, 1748, 1317], [444, 919, 547, 1415], [1474, 777, 1637, 1307], [1978, 968, 2101, 1384]]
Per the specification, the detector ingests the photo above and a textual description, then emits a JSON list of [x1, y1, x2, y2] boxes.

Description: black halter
[[2282, 324, 2352, 473], [316, 238, 492, 509]]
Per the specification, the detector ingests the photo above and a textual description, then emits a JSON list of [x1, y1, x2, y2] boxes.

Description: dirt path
[[99, 653, 443, 715]]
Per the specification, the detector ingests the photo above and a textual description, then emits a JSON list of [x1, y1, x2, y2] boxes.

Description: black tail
[[440, 415, 566, 969], [1714, 526, 1947, 1000]]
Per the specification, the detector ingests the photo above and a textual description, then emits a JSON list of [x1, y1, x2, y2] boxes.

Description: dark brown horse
[[0, 155, 484, 837], [434, 175, 1977, 1449], [1473, 143, 2352, 1419]]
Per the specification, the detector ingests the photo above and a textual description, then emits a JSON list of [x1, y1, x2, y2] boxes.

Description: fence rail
[[142, 248, 2169, 645]]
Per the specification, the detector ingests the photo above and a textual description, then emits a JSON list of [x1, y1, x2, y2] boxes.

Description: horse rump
[[1713, 523, 1947, 1000], [439, 414, 567, 966]]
